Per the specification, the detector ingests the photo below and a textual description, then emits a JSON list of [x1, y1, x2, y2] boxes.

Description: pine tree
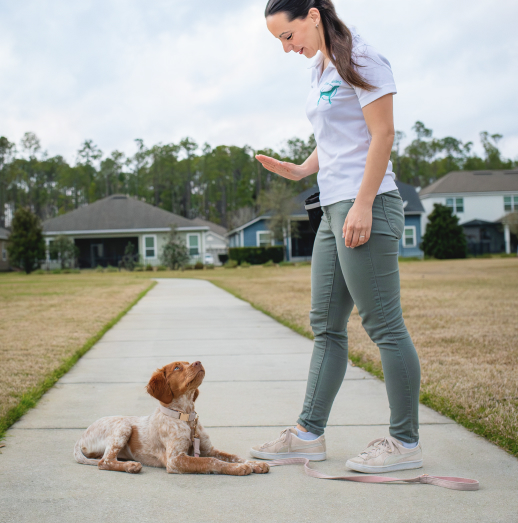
[[7, 207, 46, 273], [421, 204, 467, 259]]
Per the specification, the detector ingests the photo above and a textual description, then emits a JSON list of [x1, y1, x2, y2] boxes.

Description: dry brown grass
[[163, 258, 518, 454], [0, 273, 151, 422]]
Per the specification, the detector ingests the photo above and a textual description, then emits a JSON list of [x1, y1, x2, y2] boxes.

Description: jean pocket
[[381, 194, 404, 240]]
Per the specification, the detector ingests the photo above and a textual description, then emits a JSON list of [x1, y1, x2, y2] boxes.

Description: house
[[42, 194, 228, 268], [419, 170, 518, 254], [0, 226, 9, 271], [227, 181, 425, 260]]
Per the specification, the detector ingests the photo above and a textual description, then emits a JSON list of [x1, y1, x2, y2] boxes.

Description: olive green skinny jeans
[[296, 189, 421, 443]]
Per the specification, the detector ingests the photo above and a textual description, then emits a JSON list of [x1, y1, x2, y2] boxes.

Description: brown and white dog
[[74, 360, 270, 476]]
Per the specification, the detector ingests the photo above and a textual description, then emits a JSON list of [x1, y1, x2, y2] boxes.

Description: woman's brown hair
[[265, 0, 376, 91]]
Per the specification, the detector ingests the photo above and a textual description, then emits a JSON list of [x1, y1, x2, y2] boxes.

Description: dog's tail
[[74, 439, 101, 466]]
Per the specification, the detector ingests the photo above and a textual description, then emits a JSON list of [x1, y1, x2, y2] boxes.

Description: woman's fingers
[[255, 155, 299, 180]]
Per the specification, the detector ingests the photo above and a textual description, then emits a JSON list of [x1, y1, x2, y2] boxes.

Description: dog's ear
[[193, 388, 200, 403], [146, 368, 173, 404]]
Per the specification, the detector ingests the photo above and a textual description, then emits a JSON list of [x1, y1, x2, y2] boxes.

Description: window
[[504, 195, 518, 212], [403, 226, 416, 248], [257, 231, 272, 247], [446, 197, 464, 213], [187, 234, 200, 256], [143, 235, 156, 258], [2, 243, 6, 261]]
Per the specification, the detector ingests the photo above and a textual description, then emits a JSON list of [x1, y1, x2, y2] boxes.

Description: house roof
[[190, 217, 227, 238], [460, 219, 501, 227], [395, 180, 425, 213], [43, 194, 202, 234], [419, 169, 518, 197], [0, 226, 9, 240]]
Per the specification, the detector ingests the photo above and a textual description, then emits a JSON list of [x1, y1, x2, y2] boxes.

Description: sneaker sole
[[250, 449, 326, 461], [345, 459, 423, 474]]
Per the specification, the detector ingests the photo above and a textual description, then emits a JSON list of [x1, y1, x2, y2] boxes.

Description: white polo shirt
[[305, 27, 398, 206]]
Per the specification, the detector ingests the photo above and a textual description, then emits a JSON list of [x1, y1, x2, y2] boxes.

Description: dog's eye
[[174, 366, 180, 371]]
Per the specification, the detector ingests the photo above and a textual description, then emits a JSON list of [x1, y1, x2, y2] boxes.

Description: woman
[[249, 0, 422, 474]]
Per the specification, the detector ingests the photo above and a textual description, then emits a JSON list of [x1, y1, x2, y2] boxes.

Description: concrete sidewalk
[[1, 279, 517, 523]]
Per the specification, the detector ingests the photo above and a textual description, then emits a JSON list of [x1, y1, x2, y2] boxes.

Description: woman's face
[[266, 9, 322, 58]]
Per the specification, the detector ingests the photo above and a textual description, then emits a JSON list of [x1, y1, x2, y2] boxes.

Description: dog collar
[[159, 405, 197, 421]]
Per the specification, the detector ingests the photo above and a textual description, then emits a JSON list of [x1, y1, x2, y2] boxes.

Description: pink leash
[[265, 458, 479, 491]]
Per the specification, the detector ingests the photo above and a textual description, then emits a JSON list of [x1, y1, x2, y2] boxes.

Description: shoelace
[[360, 436, 399, 459], [261, 427, 291, 449]]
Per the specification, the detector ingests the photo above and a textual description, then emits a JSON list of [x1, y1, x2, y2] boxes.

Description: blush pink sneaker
[[250, 427, 326, 461]]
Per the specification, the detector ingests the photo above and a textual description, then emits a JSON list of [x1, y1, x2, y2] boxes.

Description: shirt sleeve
[[352, 43, 397, 108]]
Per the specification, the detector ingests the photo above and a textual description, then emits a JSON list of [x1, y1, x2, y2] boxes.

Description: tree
[[421, 204, 467, 259], [258, 180, 298, 248], [7, 207, 46, 273], [49, 235, 79, 269], [160, 226, 190, 270], [120, 241, 138, 271]]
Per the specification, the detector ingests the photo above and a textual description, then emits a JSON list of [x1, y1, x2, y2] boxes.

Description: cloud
[[0, 0, 517, 162]]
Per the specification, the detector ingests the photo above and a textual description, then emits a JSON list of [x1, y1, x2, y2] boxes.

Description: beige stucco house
[[42, 194, 227, 268]]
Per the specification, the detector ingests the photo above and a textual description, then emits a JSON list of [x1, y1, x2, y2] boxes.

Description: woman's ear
[[146, 368, 173, 404], [193, 388, 200, 403]]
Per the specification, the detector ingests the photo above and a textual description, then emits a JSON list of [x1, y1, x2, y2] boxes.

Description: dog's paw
[[124, 461, 142, 474], [246, 460, 270, 474], [231, 462, 253, 476]]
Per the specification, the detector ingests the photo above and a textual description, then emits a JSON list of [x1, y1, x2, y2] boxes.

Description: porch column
[[504, 223, 511, 254]]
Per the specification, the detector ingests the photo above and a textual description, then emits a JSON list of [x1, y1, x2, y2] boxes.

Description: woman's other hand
[[255, 154, 308, 181], [342, 201, 372, 248]]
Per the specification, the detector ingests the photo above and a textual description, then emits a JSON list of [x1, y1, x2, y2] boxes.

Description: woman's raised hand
[[255, 154, 306, 181]]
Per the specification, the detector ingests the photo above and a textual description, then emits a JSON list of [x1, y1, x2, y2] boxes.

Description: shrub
[[194, 261, 204, 270], [205, 264, 215, 270], [106, 265, 118, 272], [95, 265, 104, 273], [156, 265, 167, 271], [263, 260, 274, 267], [240, 261, 251, 268], [33, 269, 46, 275], [218, 254, 229, 264], [62, 268, 72, 274], [145, 264, 153, 271], [224, 259, 238, 269], [52, 269, 62, 274], [160, 226, 190, 270], [279, 261, 295, 267], [183, 264, 194, 270], [134, 266, 144, 272], [229, 246, 284, 265]]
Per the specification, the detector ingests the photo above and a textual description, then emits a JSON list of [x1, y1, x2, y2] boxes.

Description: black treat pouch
[[304, 192, 323, 234]]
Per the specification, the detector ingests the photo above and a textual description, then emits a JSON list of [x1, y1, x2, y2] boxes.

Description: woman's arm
[[255, 146, 318, 181], [342, 93, 395, 248]]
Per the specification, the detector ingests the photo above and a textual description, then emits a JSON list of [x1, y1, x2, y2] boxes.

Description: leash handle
[[265, 458, 479, 491]]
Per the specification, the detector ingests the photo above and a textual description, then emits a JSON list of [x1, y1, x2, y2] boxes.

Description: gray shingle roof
[[419, 170, 518, 196], [190, 217, 227, 237], [395, 180, 425, 213], [43, 194, 200, 233]]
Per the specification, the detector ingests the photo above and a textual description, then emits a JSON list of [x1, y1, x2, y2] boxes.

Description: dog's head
[[146, 361, 205, 405]]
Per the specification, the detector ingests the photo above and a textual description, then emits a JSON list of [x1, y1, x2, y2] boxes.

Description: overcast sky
[[1, 0, 517, 163]]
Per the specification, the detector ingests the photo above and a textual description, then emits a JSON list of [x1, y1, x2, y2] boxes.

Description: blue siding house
[[228, 181, 425, 260]]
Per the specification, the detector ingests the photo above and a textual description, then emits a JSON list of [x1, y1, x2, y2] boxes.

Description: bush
[[218, 254, 229, 264], [183, 264, 194, 270], [229, 246, 284, 265], [156, 265, 167, 271], [194, 261, 204, 270], [52, 269, 62, 274], [62, 268, 72, 274], [33, 269, 46, 275], [106, 265, 118, 272], [160, 226, 190, 270], [279, 261, 295, 267], [205, 264, 215, 270], [224, 259, 238, 269], [134, 266, 144, 272], [95, 265, 104, 273], [240, 261, 251, 268], [263, 260, 274, 267], [145, 264, 153, 271], [49, 235, 79, 269]]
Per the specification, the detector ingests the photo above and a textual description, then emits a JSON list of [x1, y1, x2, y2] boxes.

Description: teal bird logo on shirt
[[317, 83, 340, 105]]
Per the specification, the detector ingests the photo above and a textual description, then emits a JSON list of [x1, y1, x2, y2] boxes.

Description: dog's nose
[[192, 361, 201, 367]]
